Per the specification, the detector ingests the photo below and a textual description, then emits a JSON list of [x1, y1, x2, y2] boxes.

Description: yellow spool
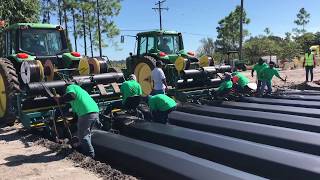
[[134, 62, 153, 96], [78, 57, 90, 75], [36, 60, 44, 81], [0, 74, 6, 118], [175, 56, 187, 72], [88, 58, 101, 74], [199, 55, 211, 67]]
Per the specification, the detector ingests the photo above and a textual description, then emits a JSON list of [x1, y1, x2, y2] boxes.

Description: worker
[[215, 73, 233, 98], [251, 58, 268, 93], [151, 61, 168, 95], [232, 71, 250, 93], [260, 61, 286, 96], [303, 49, 316, 82], [148, 94, 177, 124], [120, 74, 142, 106], [54, 82, 100, 158], [158, 38, 171, 54]]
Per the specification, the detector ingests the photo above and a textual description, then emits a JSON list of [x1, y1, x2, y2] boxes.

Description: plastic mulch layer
[[122, 122, 320, 179], [269, 94, 320, 101], [203, 100, 320, 118], [177, 103, 320, 133], [91, 130, 264, 180], [169, 111, 320, 155], [240, 97, 320, 109]]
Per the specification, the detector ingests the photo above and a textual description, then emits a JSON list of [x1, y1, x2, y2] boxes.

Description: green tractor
[[0, 23, 123, 131], [224, 51, 247, 71], [125, 30, 230, 101]]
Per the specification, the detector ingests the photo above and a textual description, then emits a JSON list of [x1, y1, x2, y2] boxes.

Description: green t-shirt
[[66, 84, 99, 117], [261, 67, 280, 82], [218, 80, 233, 92], [235, 73, 249, 88], [120, 80, 142, 104], [148, 94, 177, 112], [253, 63, 268, 80]]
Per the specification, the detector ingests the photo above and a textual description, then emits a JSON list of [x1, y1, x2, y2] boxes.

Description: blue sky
[[53, 0, 320, 60]]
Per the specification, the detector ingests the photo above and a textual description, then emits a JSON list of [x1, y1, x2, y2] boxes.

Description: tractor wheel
[[0, 58, 20, 125], [133, 56, 156, 96]]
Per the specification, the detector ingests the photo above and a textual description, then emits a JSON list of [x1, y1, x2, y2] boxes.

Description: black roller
[[181, 69, 202, 79], [122, 122, 320, 179], [240, 97, 320, 109], [215, 65, 231, 73], [203, 100, 320, 118], [178, 103, 320, 133], [27, 72, 124, 96], [91, 130, 263, 180], [169, 111, 320, 156]]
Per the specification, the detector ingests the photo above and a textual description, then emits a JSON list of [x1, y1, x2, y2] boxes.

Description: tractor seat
[[123, 95, 141, 110]]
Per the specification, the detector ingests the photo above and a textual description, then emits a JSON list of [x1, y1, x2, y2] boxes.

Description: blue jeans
[[260, 81, 272, 96], [257, 80, 263, 93], [305, 66, 314, 81], [151, 89, 165, 95], [78, 112, 100, 158]]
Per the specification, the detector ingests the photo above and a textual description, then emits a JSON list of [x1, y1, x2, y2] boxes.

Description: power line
[[152, 0, 169, 30]]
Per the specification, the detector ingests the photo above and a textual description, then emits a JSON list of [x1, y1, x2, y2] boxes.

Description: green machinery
[[224, 51, 247, 71], [125, 30, 231, 102], [0, 23, 124, 130]]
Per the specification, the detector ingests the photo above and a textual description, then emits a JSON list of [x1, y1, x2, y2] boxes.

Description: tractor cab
[[136, 31, 184, 59]]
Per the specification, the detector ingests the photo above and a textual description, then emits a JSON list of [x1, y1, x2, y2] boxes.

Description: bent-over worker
[[148, 94, 176, 124], [232, 71, 250, 93], [120, 74, 142, 107], [215, 73, 233, 98], [55, 83, 100, 158]]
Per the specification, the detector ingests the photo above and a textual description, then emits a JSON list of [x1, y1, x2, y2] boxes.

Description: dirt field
[[0, 125, 137, 180], [243, 67, 320, 91]]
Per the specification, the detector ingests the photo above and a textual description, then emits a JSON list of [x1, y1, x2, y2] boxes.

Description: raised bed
[[91, 130, 263, 180], [169, 111, 320, 155], [177, 103, 320, 133], [121, 122, 320, 179]]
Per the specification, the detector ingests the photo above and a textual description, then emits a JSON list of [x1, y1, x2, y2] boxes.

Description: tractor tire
[[133, 56, 156, 96], [0, 58, 20, 126]]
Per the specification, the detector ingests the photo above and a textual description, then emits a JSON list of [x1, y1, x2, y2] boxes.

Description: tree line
[[198, 7, 317, 65]]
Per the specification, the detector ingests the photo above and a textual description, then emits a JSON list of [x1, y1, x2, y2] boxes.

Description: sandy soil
[[0, 125, 100, 180], [0, 125, 136, 180], [243, 67, 320, 91]]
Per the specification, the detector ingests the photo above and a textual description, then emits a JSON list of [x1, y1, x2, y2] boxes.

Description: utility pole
[[82, 8, 87, 56], [239, 0, 244, 61], [96, 0, 102, 57], [152, 0, 168, 30]]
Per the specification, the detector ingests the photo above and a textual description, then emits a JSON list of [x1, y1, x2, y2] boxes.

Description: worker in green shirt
[[54, 82, 100, 158], [120, 74, 142, 107], [252, 58, 268, 93], [215, 73, 233, 98], [232, 71, 250, 93], [260, 61, 286, 96], [148, 94, 177, 124]]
